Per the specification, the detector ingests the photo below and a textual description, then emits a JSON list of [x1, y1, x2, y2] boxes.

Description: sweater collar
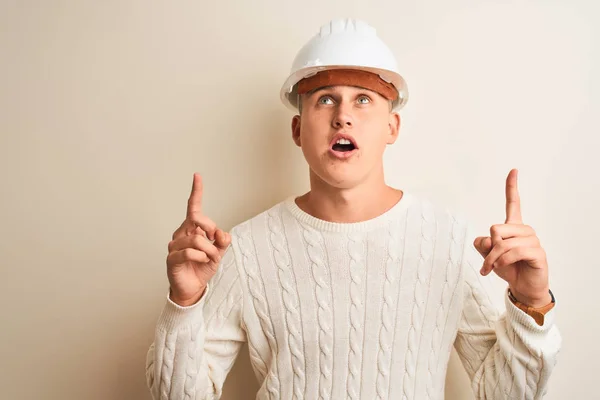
[[283, 192, 415, 233]]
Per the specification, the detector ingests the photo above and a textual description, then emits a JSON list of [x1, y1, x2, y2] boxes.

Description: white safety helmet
[[280, 18, 409, 112]]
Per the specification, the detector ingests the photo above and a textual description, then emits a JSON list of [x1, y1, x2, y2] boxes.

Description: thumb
[[473, 236, 493, 257], [214, 229, 232, 254]]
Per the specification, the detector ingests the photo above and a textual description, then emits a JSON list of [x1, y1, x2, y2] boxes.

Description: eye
[[318, 96, 334, 105], [357, 95, 371, 104]]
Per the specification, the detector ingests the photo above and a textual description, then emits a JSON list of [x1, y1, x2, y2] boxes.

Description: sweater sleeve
[[453, 227, 562, 399], [145, 246, 246, 400]]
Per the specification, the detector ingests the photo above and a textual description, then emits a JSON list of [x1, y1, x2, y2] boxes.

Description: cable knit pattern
[[376, 218, 406, 400], [525, 348, 537, 399], [402, 201, 437, 400], [302, 226, 334, 400], [426, 213, 464, 399], [204, 290, 242, 393], [236, 221, 273, 384], [160, 332, 176, 400], [183, 327, 197, 400], [146, 193, 561, 400], [203, 255, 238, 325], [267, 206, 303, 399], [347, 231, 366, 399], [459, 280, 493, 375]]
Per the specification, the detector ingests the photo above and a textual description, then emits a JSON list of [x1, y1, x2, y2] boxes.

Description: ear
[[291, 115, 302, 147], [387, 112, 401, 144]]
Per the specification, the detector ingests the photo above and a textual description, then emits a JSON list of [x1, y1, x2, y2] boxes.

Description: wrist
[[170, 286, 207, 307], [508, 287, 553, 308]]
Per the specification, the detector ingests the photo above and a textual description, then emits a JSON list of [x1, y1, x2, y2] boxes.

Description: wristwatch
[[508, 289, 555, 326]]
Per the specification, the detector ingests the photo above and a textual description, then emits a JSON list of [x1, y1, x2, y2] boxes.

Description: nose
[[332, 105, 353, 129]]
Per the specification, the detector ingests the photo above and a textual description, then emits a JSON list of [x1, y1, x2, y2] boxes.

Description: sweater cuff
[[157, 284, 210, 332], [505, 290, 555, 334]]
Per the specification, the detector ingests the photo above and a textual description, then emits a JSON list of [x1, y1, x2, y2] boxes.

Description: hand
[[166, 173, 231, 307], [473, 169, 551, 308]]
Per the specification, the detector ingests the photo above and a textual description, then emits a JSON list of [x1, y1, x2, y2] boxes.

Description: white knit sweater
[[146, 192, 561, 399]]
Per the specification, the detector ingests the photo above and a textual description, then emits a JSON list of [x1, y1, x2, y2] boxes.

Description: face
[[291, 85, 401, 189]]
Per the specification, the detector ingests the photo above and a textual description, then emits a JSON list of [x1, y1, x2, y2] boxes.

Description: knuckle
[[492, 242, 504, 254], [204, 245, 217, 259], [186, 225, 198, 236], [193, 234, 205, 249], [184, 223, 196, 236], [166, 252, 177, 268], [182, 248, 195, 260], [171, 220, 186, 240], [497, 253, 508, 265], [199, 252, 209, 262], [190, 235, 200, 248], [525, 224, 535, 233]]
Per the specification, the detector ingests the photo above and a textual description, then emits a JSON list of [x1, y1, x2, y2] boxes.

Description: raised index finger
[[505, 168, 523, 224], [187, 173, 203, 218]]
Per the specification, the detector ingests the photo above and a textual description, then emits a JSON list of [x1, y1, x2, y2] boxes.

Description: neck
[[296, 166, 404, 223]]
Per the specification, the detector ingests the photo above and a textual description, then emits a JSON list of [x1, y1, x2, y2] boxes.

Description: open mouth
[[331, 138, 356, 152]]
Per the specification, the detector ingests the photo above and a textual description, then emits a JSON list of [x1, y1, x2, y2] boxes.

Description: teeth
[[336, 138, 352, 145]]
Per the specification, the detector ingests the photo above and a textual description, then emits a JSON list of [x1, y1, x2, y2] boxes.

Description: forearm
[[146, 279, 245, 400], [146, 294, 212, 399], [464, 293, 562, 399]]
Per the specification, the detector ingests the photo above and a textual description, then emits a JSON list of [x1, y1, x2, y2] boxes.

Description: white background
[[1, 1, 597, 398]]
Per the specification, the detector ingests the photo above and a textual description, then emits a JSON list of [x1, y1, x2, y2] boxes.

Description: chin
[[304, 152, 368, 189], [316, 168, 363, 190]]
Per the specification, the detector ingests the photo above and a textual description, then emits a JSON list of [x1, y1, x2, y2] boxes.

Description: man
[[146, 18, 561, 399]]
